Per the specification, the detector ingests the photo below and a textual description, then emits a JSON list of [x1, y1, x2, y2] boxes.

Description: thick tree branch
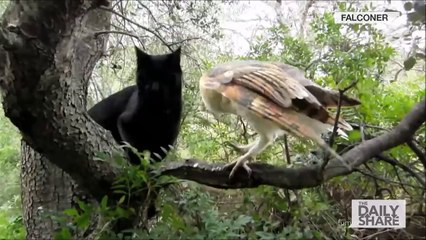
[[160, 99, 426, 189], [322, 98, 425, 179]]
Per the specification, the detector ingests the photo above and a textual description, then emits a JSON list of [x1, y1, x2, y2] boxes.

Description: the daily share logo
[[351, 200, 406, 228]]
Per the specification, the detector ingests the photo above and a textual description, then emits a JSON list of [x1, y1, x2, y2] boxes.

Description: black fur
[[88, 46, 183, 165]]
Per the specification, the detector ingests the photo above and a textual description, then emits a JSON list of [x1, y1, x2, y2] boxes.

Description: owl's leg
[[224, 134, 273, 179], [225, 141, 256, 154]]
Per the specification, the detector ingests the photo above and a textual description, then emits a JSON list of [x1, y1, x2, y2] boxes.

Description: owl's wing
[[200, 60, 359, 160], [271, 62, 361, 108]]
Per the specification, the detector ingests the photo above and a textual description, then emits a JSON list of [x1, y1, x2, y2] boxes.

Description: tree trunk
[[1, 0, 118, 202], [0, 1, 111, 238], [21, 142, 90, 239]]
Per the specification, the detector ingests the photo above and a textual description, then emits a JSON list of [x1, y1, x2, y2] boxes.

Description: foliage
[[0, 109, 24, 239], [0, 2, 23, 237], [237, 4, 424, 239], [52, 2, 425, 239]]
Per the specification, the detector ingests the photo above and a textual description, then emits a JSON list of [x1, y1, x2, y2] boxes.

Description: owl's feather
[[200, 60, 360, 178]]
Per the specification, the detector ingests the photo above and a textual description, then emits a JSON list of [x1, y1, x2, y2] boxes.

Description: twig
[[363, 162, 381, 197], [94, 220, 112, 240], [342, 79, 360, 93], [299, 0, 316, 38], [393, 165, 411, 196], [294, 190, 309, 225], [349, 122, 389, 131], [393, 68, 404, 82], [238, 116, 249, 144], [328, 90, 344, 148], [90, 74, 105, 101], [283, 135, 291, 165], [375, 154, 425, 187], [305, 52, 331, 72], [322, 78, 360, 171], [99, 6, 174, 51], [94, 30, 144, 46], [355, 168, 422, 189], [283, 189, 292, 211], [136, 2, 160, 26], [321, 90, 344, 170], [168, 37, 203, 47], [406, 140, 426, 168], [360, 122, 366, 142]]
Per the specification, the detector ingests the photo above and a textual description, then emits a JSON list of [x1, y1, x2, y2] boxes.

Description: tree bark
[[21, 142, 90, 240], [0, 0, 117, 202], [0, 1, 111, 238]]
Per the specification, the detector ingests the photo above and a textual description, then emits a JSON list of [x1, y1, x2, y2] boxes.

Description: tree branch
[[99, 6, 174, 51], [94, 30, 144, 46], [160, 99, 426, 189], [406, 140, 426, 168], [160, 159, 323, 189], [375, 154, 425, 187], [323, 98, 425, 180]]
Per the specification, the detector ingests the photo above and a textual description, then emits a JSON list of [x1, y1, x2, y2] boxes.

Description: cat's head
[[135, 46, 182, 90]]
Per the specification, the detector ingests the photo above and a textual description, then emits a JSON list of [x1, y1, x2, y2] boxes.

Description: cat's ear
[[135, 46, 150, 64], [173, 46, 181, 57], [168, 46, 181, 68]]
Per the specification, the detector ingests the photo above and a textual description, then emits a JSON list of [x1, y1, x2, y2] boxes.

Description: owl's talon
[[224, 158, 252, 179]]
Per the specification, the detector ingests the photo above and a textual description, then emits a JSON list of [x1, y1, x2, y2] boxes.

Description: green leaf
[[77, 200, 88, 211], [234, 215, 252, 227], [55, 228, 72, 240], [118, 195, 126, 205], [76, 214, 90, 229], [404, 2, 413, 11], [255, 231, 275, 240], [313, 231, 323, 239], [100, 196, 108, 210], [115, 207, 130, 218], [403, 56, 416, 70], [348, 130, 361, 141], [226, 232, 243, 238], [63, 208, 79, 217], [113, 189, 127, 195], [313, 202, 329, 211]]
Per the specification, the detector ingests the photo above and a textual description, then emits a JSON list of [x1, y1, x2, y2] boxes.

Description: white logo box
[[335, 12, 400, 24], [351, 199, 406, 229]]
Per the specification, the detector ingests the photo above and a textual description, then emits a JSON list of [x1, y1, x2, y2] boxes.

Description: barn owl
[[199, 60, 360, 179]]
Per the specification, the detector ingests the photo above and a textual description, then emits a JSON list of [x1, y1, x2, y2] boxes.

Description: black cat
[[88, 46, 183, 165]]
